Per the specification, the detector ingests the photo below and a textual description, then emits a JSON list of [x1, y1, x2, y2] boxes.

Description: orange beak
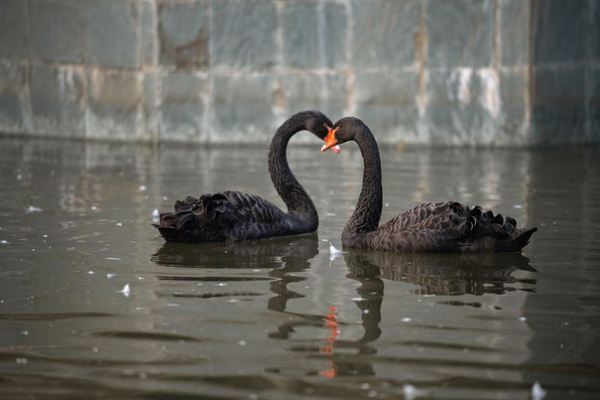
[[321, 126, 340, 153]]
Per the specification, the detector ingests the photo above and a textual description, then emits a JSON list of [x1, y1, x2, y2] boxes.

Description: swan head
[[321, 117, 363, 152], [301, 111, 340, 153]]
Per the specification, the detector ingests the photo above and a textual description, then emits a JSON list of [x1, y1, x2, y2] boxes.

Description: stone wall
[[0, 0, 598, 145]]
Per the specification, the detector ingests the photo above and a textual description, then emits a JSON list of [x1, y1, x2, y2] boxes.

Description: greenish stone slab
[[426, 0, 493, 68], [86, 69, 143, 139], [212, 73, 277, 141], [29, 0, 83, 63], [0, 0, 29, 60], [281, 73, 347, 123], [532, 0, 587, 64], [140, 0, 156, 66], [282, 1, 347, 69], [0, 63, 27, 131], [500, 0, 530, 67], [84, 0, 140, 68], [351, 0, 419, 68], [354, 71, 419, 142], [29, 65, 85, 136], [159, 71, 208, 142], [531, 66, 586, 143], [211, 0, 277, 69], [158, 0, 209, 69]]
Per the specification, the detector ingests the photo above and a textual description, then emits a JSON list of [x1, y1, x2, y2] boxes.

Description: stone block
[[531, 66, 586, 144], [87, 68, 143, 140], [212, 73, 277, 142], [29, 64, 85, 137], [426, 0, 494, 68], [498, 69, 529, 143], [142, 72, 158, 141], [159, 71, 208, 142], [84, 0, 140, 68], [591, 0, 600, 62], [531, 0, 587, 65], [0, 63, 27, 131], [29, 0, 83, 63], [353, 71, 419, 143], [158, 0, 209, 69], [425, 68, 500, 144], [589, 67, 600, 140], [281, 73, 347, 126], [140, 0, 157, 66], [499, 0, 530, 67], [351, 0, 419, 68], [281, 1, 347, 69], [0, 0, 29, 60], [211, 0, 277, 69]]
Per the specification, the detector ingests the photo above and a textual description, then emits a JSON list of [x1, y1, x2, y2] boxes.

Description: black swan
[[154, 111, 339, 242], [320, 117, 537, 252]]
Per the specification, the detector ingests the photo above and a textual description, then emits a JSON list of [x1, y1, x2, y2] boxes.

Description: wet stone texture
[[0, 0, 598, 145]]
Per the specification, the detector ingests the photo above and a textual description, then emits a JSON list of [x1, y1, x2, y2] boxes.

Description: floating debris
[[401, 317, 412, 322], [385, 202, 390, 207], [0, 240, 9, 245], [328, 242, 346, 261], [116, 222, 123, 227], [513, 204, 523, 209], [26, 206, 43, 213], [519, 316, 527, 321], [105, 257, 121, 261], [402, 384, 427, 400], [15, 358, 28, 365], [118, 284, 131, 297], [91, 206, 98, 211], [106, 273, 116, 279], [152, 209, 160, 224], [238, 340, 247, 346], [531, 381, 546, 400], [139, 185, 147, 192], [87, 271, 95, 275]]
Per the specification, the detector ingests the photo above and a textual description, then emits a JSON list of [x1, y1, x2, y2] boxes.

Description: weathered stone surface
[[158, 0, 209, 69], [282, 1, 347, 69], [500, 0, 530, 67], [87, 69, 143, 140], [281, 73, 347, 125], [591, 0, 600, 62], [140, 0, 156, 66], [29, 64, 85, 137], [159, 71, 208, 142], [426, 68, 500, 144], [0, 63, 27, 131], [532, 0, 587, 64], [142, 72, 158, 141], [426, 0, 494, 68], [84, 0, 140, 68], [589, 67, 600, 138], [29, 0, 83, 63], [0, 0, 29, 60], [354, 71, 419, 143], [352, 0, 419, 68], [531, 67, 586, 144], [498, 69, 529, 143], [212, 73, 277, 142], [211, 0, 277, 69]]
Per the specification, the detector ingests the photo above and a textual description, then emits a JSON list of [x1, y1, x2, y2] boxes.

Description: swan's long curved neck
[[268, 115, 318, 229], [344, 127, 382, 237]]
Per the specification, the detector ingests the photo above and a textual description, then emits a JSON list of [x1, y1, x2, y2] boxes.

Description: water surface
[[0, 137, 599, 399]]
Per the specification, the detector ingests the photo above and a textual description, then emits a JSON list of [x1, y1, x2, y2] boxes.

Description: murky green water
[[0, 137, 599, 399]]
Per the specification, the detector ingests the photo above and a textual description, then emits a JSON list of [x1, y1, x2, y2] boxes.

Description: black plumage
[[154, 111, 333, 242], [321, 117, 537, 252]]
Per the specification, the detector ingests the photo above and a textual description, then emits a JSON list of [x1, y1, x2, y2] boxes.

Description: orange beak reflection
[[321, 126, 340, 153]]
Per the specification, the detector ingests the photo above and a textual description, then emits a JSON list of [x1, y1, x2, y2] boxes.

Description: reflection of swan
[[321, 117, 537, 252], [343, 251, 536, 296], [151, 233, 319, 271], [154, 111, 337, 242]]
